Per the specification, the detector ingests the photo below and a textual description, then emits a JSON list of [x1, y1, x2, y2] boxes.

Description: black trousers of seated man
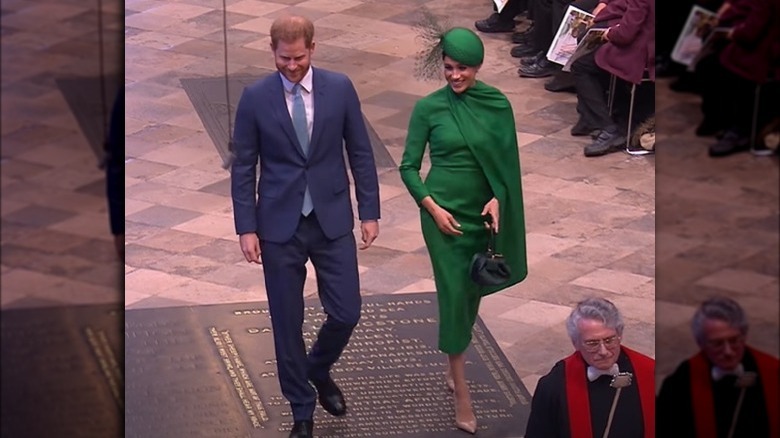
[[571, 49, 654, 134], [527, 0, 553, 51], [696, 51, 779, 139], [524, 0, 598, 57], [492, 0, 529, 22]]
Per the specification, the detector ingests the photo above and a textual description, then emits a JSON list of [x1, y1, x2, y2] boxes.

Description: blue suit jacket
[[231, 68, 380, 243]]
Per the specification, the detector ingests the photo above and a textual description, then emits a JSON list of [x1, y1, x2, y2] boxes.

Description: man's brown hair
[[270, 15, 314, 49]]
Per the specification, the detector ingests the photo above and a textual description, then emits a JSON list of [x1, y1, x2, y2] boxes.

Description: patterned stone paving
[[1, 0, 123, 307], [1, 0, 777, 433], [654, 80, 779, 384], [117, 0, 656, 397]]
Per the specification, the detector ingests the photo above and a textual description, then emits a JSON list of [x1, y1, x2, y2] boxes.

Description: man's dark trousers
[[261, 213, 361, 421]]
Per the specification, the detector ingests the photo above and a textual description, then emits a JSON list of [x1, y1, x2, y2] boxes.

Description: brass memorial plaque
[[125, 293, 530, 437], [1, 304, 123, 437]]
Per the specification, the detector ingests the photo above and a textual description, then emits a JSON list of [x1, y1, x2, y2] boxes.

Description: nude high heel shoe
[[453, 391, 477, 434]]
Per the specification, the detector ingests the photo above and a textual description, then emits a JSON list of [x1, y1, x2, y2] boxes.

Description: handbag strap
[[486, 221, 498, 256]]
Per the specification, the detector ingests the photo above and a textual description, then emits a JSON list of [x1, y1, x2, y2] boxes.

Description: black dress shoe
[[511, 28, 533, 44], [475, 13, 515, 33], [518, 59, 559, 78], [584, 129, 626, 157], [708, 130, 750, 157], [511, 43, 539, 58], [520, 51, 544, 66], [311, 377, 347, 416], [544, 71, 575, 93], [570, 119, 599, 137], [289, 420, 313, 438]]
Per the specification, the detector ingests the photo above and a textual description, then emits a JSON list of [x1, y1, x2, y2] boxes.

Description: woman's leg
[[449, 353, 477, 433]]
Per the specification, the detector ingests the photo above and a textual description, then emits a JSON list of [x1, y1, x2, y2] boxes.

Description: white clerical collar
[[712, 363, 745, 381], [587, 363, 619, 382]]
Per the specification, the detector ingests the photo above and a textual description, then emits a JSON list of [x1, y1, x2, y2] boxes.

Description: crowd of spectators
[[475, 0, 779, 158], [657, 0, 779, 157], [475, 0, 655, 157]]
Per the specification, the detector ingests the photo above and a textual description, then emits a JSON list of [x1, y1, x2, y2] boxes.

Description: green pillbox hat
[[442, 27, 484, 66]]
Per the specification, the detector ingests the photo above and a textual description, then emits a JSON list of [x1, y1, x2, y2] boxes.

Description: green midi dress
[[400, 81, 528, 354]]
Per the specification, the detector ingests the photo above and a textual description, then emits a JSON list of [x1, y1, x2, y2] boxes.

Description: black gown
[[525, 350, 645, 437], [656, 349, 772, 438]]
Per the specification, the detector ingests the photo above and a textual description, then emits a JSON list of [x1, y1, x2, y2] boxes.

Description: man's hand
[[716, 1, 731, 18], [239, 233, 262, 263], [592, 2, 607, 17], [359, 220, 379, 250]]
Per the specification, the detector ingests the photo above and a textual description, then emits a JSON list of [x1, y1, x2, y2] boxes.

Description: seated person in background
[[525, 297, 655, 438], [517, 0, 600, 80], [657, 297, 779, 437], [658, 0, 725, 84], [509, 0, 555, 74], [544, 0, 602, 92], [570, 0, 654, 157], [694, 0, 780, 156], [474, 0, 528, 33]]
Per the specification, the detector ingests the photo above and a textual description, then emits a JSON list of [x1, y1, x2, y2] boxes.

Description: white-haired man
[[525, 297, 655, 437], [657, 297, 779, 437]]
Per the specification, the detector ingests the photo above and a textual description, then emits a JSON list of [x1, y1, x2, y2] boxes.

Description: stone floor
[[654, 80, 779, 381], [119, 0, 657, 397], [1, 0, 123, 307], [0, 0, 777, 430]]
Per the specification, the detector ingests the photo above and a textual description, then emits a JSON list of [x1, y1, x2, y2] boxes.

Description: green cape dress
[[400, 81, 528, 354]]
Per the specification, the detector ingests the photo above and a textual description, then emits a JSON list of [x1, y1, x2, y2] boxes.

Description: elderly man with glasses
[[525, 297, 655, 437], [657, 297, 779, 437]]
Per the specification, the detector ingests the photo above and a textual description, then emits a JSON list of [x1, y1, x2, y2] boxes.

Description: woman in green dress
[[399, 27, 528, 433]]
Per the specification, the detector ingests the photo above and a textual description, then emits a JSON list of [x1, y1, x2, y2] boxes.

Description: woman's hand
[[422, 197, 463, 236], [481, 197, 500, 233]]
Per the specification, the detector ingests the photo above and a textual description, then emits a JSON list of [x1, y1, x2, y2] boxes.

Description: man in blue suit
[[230, 15, 380, 438]]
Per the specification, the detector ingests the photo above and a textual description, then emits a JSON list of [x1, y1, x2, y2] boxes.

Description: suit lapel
[[270, 74, 306, 158], [310, 67, 327, 154]]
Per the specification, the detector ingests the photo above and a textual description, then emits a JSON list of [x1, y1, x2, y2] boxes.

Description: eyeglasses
[[582, 335, 620, 352], [705, 335, 744, 350]]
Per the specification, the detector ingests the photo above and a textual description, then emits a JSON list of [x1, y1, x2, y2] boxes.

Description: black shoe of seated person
[[708, 130, 750, 157], [571, 119, 599, 137], [475, 13, 515, 33], [511, 43, 539, 58], [512, 27, 534, 43], [518, 58, 559, 78], [519, 51, 544, 66], [584, 127, 626, 157], [544, 71, 576, 93]]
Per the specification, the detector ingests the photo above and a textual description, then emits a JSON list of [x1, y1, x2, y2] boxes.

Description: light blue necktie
[[292, 83, 313, 216]]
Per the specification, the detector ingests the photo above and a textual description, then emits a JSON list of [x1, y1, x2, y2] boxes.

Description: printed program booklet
[[547, 5, 595, 65]]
